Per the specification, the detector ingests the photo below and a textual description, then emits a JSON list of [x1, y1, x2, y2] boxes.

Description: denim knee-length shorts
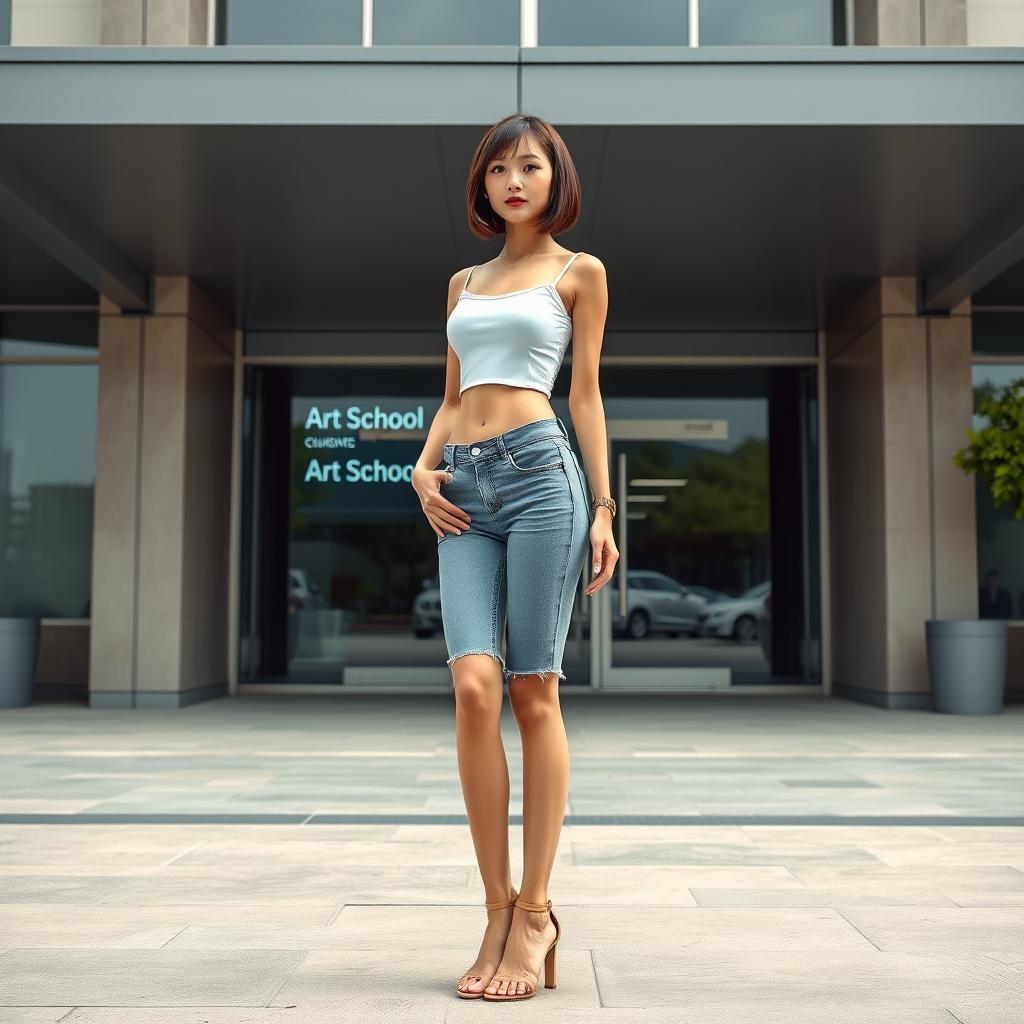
[[437, 415, 592, 684]]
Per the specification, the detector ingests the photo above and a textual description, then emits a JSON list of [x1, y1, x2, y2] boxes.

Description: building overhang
[[1, 44, 1023, 331]]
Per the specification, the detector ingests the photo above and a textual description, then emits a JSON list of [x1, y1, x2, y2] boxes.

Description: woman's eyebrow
[[491, 153, 543, 162]]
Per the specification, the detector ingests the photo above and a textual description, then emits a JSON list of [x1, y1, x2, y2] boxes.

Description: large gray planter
[[925, 619, 1007, 714], [0, 617, 40, 709]]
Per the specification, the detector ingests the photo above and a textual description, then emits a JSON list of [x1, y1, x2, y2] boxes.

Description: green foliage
[[953, 376, 1024, 520]]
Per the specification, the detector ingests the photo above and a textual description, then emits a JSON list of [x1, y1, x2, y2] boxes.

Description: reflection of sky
[[971, 364, 1024, 429], [700, 0, 831, 45], [0, 366, 98, 494]]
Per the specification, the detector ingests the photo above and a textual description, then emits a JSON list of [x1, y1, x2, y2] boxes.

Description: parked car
[[759, 587, 772, 660], [686, 584, 733, 606], [288, 568, 322, 612], [413, 577, 442, 637], [582, 569, 711, 639], [695, 580, 772, 642]]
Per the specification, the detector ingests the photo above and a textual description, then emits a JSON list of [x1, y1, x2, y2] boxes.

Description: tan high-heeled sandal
[[455, 887, 519, 999], [481, 896, 560, 1001]]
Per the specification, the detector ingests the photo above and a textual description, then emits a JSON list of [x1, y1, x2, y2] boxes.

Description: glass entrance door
[[590, 370, 821, 690]]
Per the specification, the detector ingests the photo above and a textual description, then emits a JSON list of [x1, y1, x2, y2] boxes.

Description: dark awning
[[1, 44, 1023, 330]]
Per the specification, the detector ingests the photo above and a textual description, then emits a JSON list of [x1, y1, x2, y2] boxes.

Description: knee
[[508, 676, 560, 725], [452, 657, 504, 720]]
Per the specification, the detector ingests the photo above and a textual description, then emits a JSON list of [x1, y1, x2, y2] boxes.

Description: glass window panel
[[970, 363, 1024, 621], [224, 0, 362, 45], [0, 313, 98, 357], [700, 0, 833, 45], [600, 366, 821, 685], [540, 0, 689, 46], [374, 0, 517, 45], [972, 311, 1024, 357], [0, 364, 97, 618]]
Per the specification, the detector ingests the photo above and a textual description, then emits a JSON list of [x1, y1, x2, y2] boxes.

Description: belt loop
[[555, 416, 570, 441], [496, 434, 509, 460]]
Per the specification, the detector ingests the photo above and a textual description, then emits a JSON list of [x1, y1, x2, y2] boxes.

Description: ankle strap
[[514, 896, 552, 913], [484, 890, 517, 911]]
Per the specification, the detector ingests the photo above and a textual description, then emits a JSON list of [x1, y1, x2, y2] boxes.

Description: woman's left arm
[[566, 253, 619, 597]]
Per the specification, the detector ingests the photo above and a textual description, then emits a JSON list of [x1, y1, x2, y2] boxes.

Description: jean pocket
[[505, 437, 565, 473]]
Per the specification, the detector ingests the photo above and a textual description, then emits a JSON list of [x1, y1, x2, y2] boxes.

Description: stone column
[[90, 277, 235, 707], [825, 277, 976, 707]]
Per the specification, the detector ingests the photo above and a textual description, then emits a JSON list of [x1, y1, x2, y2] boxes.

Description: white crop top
[[446, 251, 582, 398]]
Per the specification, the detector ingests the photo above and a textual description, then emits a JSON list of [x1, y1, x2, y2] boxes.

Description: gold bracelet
[[591, 496, 617, 518]]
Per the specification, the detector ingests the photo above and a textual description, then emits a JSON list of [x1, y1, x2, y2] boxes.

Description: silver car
[[582, 570, 711, 640], [695, 581, 772, 642]]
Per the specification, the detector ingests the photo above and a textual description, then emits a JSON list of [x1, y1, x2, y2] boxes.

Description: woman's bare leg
[[483, 674, 567, 997], [452, 653, 516, 996]]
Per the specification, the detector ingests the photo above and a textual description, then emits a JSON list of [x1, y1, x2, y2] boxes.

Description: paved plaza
[[0, 693, 1022, 1023]]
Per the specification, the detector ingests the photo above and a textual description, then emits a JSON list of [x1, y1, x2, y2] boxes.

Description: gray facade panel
[[2, 47, 1024, 126]]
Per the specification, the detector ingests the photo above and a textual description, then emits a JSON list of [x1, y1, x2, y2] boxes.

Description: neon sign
[[301, 405, 425, 485]]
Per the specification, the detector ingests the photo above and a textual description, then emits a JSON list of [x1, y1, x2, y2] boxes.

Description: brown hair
[[464, 113, 581, 240]]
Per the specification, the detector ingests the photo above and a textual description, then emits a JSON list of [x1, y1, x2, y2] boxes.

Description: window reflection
[[971, 363, 1024, 621], [539, 0, 689, 46], [0, 363, 97, 618], [700, 0, 834, 45]]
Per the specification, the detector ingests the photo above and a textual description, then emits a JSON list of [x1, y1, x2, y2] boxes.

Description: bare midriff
[[446, 382, 557, 445]]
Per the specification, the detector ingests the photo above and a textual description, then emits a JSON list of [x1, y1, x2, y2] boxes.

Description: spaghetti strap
[[461, 265, 477, 294], [552, 251, 582, 286]]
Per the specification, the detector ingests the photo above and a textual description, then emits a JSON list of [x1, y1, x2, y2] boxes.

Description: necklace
[[496, 248, 560, 271]]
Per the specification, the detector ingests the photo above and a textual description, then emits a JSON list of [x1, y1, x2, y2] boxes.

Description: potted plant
[[0, 615, 40, 708], [929, 376, 1024, 713]]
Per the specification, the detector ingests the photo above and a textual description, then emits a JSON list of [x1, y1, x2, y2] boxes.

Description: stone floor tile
[[0, 948, 307, 1005]]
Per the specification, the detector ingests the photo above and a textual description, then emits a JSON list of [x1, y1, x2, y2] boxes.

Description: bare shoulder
[[449, 264, 476, 287], [571, 251, 605, 280], [446, 265, 476, 316], [568, 252, 607, 295], [448, 265, 474, 294]]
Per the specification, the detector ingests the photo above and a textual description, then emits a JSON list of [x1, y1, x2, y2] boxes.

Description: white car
[[695, 581, 771, 642]]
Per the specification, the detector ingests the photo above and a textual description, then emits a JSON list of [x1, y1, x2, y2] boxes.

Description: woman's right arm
[[411, 271, 473, 537]]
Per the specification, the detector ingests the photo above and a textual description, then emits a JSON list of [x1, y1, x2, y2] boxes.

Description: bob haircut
[[465, 113, 581, 240]]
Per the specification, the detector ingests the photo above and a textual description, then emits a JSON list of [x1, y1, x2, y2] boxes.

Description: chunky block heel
[[543, 934, 557, 988]]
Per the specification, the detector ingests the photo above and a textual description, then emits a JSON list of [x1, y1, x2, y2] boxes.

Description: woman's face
[[483, 133, 552, 226]]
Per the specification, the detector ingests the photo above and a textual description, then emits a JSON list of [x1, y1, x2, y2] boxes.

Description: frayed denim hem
[[504, 666, 566, 684], [446, 650, 507, 675]]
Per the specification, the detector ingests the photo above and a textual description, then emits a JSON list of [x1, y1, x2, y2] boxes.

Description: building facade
[[1, 0, 1023, 707]]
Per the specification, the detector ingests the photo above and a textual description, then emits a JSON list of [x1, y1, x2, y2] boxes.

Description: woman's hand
[[584, 511, 619, 596], [412, 466, 472, 539]]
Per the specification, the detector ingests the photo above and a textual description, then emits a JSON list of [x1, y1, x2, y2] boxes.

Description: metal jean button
[[470, 446, 480, 456]]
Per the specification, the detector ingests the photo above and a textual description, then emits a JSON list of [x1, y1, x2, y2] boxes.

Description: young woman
[[411, 113, 617, 1002]]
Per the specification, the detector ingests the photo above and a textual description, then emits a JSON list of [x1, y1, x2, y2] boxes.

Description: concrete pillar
[[90, 277, 234, 707], [102, 0, 209, 45], [825, 277, 976, 707], [854, 0, 967, 44]]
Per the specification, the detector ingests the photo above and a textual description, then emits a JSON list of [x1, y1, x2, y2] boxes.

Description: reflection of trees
[[631, 438, 769, 550]]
